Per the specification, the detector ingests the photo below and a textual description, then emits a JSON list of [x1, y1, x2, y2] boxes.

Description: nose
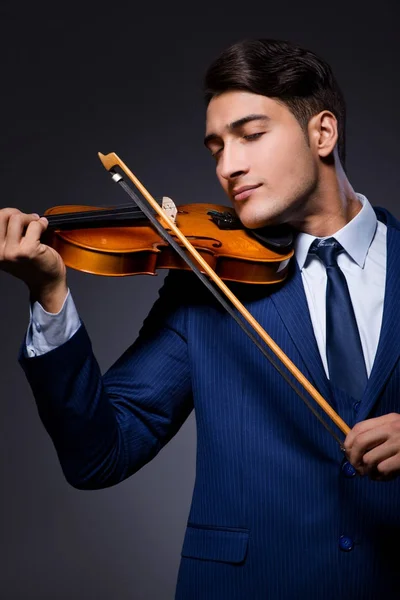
[[217, 144, 249, 181]]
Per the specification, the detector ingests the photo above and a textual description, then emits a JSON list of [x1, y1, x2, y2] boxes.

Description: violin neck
[[41, 197, 177, 230], [43, 206, 147, 230]]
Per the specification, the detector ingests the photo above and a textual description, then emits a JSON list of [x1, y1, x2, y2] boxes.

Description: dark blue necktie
[[310, 237, 367, 399]]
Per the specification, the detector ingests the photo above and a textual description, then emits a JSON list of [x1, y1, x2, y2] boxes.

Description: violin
[[42, 200, 294, 284], [40, 151, 350, 446]]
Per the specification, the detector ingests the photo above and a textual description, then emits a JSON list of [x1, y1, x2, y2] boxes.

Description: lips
[[232, 184, 262, 201]]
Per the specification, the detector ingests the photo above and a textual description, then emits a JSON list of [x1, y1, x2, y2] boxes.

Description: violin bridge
[[161, 196, 177, 224]]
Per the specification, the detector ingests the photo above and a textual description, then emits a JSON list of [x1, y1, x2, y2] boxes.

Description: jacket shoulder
[[374, 206, 400, 230]]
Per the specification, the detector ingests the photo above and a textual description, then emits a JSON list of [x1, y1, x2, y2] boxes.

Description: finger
[[345, 413, 398, 450], [365, 465, 396, 482], [346, 427, 389, 468], [361, 442, 398, 471], [375, 454, 400, 479], [0, 208, 23, 243], [23, 217, 48, 246], [5, 212, 40, 247]]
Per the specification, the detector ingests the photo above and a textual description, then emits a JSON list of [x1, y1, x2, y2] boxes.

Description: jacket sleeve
[[18, 271, 193, 490]]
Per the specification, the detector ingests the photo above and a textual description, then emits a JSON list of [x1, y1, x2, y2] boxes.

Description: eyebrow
[[204, 114, 270, 148]]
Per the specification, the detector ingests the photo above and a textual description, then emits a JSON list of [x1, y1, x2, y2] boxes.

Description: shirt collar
[[294, 193, 377, 271]]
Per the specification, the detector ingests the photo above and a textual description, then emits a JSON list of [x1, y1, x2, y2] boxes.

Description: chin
[[234, 202, 278, 230]]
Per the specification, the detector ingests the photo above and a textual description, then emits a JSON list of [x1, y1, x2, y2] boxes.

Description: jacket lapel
[[357, 219, 400, 421], [265, 206, 400, 424], [270, 261, 333, 406]]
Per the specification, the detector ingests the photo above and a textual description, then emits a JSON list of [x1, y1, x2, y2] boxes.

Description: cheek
[[262, 131, 313, 182]]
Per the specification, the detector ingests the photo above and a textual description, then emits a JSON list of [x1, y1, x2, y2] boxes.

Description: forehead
[[205, 90, 284, 133]]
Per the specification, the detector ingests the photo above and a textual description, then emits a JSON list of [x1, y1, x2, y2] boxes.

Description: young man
[[2, 38, 400, 599]]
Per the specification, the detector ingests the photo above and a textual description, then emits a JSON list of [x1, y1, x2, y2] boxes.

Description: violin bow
[[98, 151, 350, 447]]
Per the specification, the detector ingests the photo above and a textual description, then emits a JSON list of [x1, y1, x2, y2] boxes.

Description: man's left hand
[[344, 413, 400, 481]]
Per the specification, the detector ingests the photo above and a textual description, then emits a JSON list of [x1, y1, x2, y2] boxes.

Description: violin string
[[110, 171, 344, 448], [44, 205, 143, 220], [108, 202, 149, 209]]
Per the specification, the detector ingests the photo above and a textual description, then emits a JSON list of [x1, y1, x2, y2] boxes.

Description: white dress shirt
[[26, 288, 81, 357], [26, 193, 387, 380], [294, 193, 386, 377]]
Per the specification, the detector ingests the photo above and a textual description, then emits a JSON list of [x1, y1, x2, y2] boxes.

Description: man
[[2, 38, 400, 599]]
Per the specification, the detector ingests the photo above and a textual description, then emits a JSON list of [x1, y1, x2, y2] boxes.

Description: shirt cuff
[[25, 288, 81, 357]]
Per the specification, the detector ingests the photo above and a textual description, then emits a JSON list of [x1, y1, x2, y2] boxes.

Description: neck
[[290, 165, 362, 237]]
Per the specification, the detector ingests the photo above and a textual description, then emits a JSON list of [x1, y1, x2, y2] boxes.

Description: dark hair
[[204, 39, 347, 167]]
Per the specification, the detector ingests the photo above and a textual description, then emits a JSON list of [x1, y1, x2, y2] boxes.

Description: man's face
[[205, 90, 319, 229]]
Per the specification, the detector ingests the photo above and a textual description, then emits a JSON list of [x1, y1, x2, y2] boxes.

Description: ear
[[308, 111, 338, 158]]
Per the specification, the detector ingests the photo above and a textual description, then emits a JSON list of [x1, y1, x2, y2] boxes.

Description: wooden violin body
[[43, 202, 293, 284]]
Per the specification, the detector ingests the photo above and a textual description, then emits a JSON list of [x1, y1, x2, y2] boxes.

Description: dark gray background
[[0, 3, 398, 599]]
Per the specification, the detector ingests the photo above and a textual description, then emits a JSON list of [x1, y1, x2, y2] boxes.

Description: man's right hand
[[0, 208, 68, 313]]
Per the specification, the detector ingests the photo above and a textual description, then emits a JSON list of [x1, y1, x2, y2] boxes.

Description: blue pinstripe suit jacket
[[19, 206, 400, 599]]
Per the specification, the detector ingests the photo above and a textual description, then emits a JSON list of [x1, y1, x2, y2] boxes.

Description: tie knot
[[309, 237, 343, 268]]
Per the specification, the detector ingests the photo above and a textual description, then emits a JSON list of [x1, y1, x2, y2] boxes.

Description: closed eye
[[244, 132, 264, 141], [211, 147, 223, 158], [210, 132, 265, 158]]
